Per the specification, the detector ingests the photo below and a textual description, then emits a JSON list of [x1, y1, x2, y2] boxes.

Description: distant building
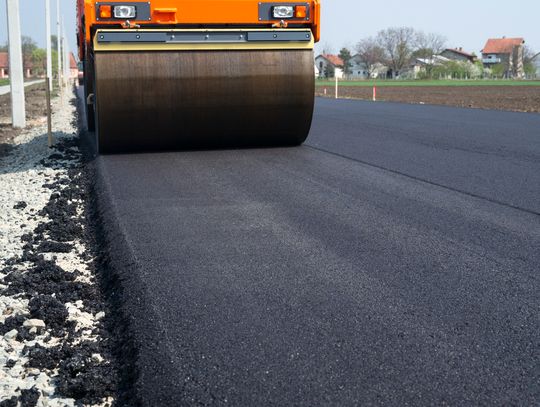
[[406, 55, 450, 79], [315, 54, 344, 79], [0, 52, 8, 78], [69, 52, 78, 79], [440, 48, 476, 63], [481, 37, 525, 78], [349, 55, 387, 79], [0, 51, 78, 80]]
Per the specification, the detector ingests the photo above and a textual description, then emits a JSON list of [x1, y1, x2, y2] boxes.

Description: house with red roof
[[0, 51, 79, 80], [315, 54, 344, 79], [481, 37, 525, 78], [0, 52, 8, 78]]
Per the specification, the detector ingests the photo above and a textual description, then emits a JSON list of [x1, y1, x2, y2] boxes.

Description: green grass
[[316, 79, 540, 87], [0, 79, 9, 86]]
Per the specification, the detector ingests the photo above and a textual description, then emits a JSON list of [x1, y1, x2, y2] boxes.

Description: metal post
[[56, 0, 62, 90], [45, 0, 52, 91], [6, 0, 25, 128]]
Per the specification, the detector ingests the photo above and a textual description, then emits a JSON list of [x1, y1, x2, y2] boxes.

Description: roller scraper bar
[[93, 28, 314, 51]]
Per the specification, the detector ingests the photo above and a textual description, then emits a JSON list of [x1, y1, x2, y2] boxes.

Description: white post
[[62, 16, 69, 86], [56, 0, 62, 89], [335, 75, 338, 99], [6, 0, 25, 128], [45, 0, 52, 90]]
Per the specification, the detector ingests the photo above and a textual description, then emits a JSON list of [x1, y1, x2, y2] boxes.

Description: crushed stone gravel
[[0, 89, 116, 406]]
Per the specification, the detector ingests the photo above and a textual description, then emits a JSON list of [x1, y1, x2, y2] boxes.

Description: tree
[[356, 37, 385, 78], [490, 63, 505, 78], [338, 48, 353, 77], [324, 63, 335, 79], [414, 32, 446, 59], [523, 46, 537, 78], [376, 27, 416, 78], [30, 48, 46, 75], [21, 36, 38, 58], [51, 35, 59, 51]]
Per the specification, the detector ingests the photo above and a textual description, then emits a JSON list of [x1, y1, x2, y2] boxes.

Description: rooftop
[[482, 38, 524, 54]]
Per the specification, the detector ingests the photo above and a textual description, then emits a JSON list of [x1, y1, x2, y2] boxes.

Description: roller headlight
[[114, 5, 136, 19], [273, 6, 294, 19]]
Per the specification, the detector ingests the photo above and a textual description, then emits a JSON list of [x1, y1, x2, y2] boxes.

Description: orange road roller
[[76, 0, 321, 153]]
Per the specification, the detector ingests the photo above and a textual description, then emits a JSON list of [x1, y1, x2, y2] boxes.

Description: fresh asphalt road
[[93, 98, 540, 405]]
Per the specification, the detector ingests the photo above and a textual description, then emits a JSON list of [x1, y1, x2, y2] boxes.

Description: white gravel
[[0, 91, 113, 406]]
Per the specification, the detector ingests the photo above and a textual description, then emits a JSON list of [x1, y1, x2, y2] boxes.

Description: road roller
[[76, 0, 320, 153]]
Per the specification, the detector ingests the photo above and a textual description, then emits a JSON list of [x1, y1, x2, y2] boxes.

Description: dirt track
[[316, 85, 540, 113], [0, 84, 49, 157]]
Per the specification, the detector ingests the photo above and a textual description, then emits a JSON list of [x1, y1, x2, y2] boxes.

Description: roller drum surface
[[94, 50, 314, 153]]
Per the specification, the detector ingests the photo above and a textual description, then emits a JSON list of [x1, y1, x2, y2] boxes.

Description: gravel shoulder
[[316, 85, 540, 113], [0, 89, 117, 406]]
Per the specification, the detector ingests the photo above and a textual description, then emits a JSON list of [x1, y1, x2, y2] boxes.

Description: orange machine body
[[77, 0, 320, 60]]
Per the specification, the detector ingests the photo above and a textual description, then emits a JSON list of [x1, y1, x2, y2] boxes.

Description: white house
[[350, 54, 387, 79], [314, 54, 344, 79]]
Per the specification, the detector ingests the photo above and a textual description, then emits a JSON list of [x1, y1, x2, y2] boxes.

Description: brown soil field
[[316, 86, 540, 114], [0, 84, 49, 156]]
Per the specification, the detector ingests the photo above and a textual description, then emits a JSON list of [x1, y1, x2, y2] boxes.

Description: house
[[69, 52, 78, 79], [314, 54, 344, 79], [440, 48, 476, 63], [532, 53, 540, 78], [481, 37, 525, 78], [406, 55, 450, 79], [349, 54, 387, 79], [0, 52, 8, 78], [0, 51, 79, 80]]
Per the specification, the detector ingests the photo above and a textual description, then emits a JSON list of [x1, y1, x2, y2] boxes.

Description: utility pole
[[56, 0, 62, 90], [62, 16, 69, 86], [45, 0, 52, 90], [6, 0, 25, 128]]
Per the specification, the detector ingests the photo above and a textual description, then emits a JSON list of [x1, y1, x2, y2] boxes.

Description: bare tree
[[414, 31, 447, 59], [523, 45, 536, 64], [356, 37, 386, 78], [523, 45, 537, 77], [376, 27, 416, 78]]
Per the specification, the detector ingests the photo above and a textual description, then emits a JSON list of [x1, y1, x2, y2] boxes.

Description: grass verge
[[316, 79, 540, 87]]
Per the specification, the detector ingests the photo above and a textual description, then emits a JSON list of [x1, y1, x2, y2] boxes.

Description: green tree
[[490, 63, 505, 78], [31, 48, 46, 75], [338, 47, 353, 77], [21, 36, 37, 58], [324, 63, 335, 78], [51, 35, 59, 51]]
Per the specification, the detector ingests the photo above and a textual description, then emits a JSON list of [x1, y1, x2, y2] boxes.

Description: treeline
[[0, 36, 62, 75], [324, 27, 537, 79]]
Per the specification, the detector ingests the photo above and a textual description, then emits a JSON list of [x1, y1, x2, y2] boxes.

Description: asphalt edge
[[76, 89, 182, 406]]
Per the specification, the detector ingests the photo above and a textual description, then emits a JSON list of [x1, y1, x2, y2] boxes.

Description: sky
[[0, 0, 539, 58]]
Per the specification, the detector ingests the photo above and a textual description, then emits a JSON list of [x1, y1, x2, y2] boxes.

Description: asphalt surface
[[91, 98, 540, 405]]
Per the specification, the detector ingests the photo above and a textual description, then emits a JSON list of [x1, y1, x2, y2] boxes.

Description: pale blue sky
[[1, 1, 539, 58]]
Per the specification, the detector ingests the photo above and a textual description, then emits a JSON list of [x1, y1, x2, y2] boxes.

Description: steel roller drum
[[94, 49, 315, 153]]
